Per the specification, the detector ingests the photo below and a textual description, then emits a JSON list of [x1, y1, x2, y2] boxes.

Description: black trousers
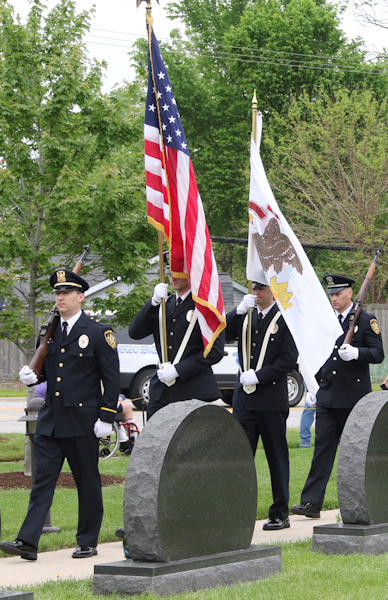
[[18, 433, 102, 549], [233, 406, 289, 521], [301, 406, 352, 509]]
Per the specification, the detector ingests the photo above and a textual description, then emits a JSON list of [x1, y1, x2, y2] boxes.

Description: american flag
[[144, 15, 225, 356]]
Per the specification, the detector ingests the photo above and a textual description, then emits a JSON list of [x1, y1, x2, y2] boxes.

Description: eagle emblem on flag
[[252, 218, 303, 275]]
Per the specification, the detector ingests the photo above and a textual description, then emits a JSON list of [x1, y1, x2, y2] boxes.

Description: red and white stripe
[[144, 122, 225, 355]]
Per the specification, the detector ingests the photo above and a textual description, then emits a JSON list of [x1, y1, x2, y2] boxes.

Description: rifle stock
[[343, 251, 379, 345], [29, 245, 91, 379]]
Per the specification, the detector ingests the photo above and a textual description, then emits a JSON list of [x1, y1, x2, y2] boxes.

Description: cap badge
[[326, 276, 334, 286], [57, 270, 66, 283]]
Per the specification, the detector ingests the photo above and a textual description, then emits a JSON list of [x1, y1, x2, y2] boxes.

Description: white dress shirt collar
[[258, 301, 275, 320], [60, 310, 82, 333], [175, 289, 191, 304], [335, 304, 353, 321]]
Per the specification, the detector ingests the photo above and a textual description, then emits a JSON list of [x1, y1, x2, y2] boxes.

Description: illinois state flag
[[247, 114, 342, 394], [144, 15, 225, 356]]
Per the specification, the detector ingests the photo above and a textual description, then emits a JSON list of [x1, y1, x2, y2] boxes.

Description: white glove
[[338, 343, 359, 362], [93, 418, 113, 438], [240, 369, 259, 386], [305, 392, 317, 408], [236, 294, 256, 315], [157, 362, 179, 384], [152, 283, 168, 305], [19, 365, 38, 385]]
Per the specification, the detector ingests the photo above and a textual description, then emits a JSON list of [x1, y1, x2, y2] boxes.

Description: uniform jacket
[[317, 309, 384, 409], [128, 294, 224, 402], [36, 311, 120, 437], [226, 304, 298, 411]]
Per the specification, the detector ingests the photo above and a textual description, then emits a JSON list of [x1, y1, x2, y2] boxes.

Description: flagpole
[[139, 0, 168, 363], [158, 231, 168, 362], [246, 90, 257, 371]]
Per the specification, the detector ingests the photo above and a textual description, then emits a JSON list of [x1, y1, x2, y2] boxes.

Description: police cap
[[323, 274, 355, 295], [50, 268, 89, 293]]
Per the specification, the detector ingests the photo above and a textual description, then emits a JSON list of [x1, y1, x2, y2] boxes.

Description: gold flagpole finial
[[251, 89, 257, 144], [137, 0, 159, 15]]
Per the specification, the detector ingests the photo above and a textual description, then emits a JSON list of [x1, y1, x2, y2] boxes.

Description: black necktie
[[338, 314, 343, 326], [62, 321, 68, 341], [257, 312, 263, 323], [176, 297, 182, 308]]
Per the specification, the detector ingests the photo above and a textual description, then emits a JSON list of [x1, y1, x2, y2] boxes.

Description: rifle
[[343, 250, 379, 345], [29, 245, 91, 379]]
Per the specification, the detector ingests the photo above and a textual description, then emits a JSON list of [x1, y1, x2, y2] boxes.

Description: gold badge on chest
[[270, 323, 279, 334], [78, 334, 89, 349]]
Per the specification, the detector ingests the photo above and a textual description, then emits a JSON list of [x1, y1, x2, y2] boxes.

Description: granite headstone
[[337, 391, 388, 525], [124, 399, 257, 562], [93, 400, 283, 595], [313, 392, 388, 554]]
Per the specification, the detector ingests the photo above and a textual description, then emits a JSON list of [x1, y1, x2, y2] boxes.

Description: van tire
[[130, 368, 154, 410], [287, 370, 304, 407]]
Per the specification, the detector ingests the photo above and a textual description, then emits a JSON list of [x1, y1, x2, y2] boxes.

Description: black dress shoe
[[263, 517, 290, 531], [115, 527, 125, 539], [0, 539, 37, 560], [72, 545, 98, 558], [290, 502, 321, 518]]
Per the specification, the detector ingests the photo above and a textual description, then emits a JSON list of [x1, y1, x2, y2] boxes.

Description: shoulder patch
[[104, 330, 117, 349], [370, 319, 380, 335]]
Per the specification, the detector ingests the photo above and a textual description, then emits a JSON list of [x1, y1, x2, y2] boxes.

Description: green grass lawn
[[0, 387, 27, 397], [12, 540, 388, 600], [0, 427, 338, 558], [0, 430, 371, 600]]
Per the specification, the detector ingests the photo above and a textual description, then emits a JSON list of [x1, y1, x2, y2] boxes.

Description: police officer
[[0, 269, 119, 561], [129, 255, 225, 418], [291, 274, 384, 519], [226, 280, 298, 531]]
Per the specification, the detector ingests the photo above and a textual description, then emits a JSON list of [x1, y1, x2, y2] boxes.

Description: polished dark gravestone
[[313, 392, 388, 554], [93, 400, 282, 595]]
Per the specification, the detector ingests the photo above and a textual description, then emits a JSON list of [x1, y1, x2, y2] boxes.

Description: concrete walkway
[[0, 509, 338, 589]]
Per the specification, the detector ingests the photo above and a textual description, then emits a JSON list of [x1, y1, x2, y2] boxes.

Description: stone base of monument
[[93, 545, 282, 596], [0, 591, 33, 599], [312, 523, 388, 555]]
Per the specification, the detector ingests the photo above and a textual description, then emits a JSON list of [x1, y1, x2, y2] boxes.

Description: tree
[[350, 0, 388, 31], [0, 0, 155, 362], [266, 87, 388, 302]]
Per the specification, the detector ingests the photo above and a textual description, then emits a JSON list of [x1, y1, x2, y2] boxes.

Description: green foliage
[[0, 1, 155, 358], [266, 87, 388, 301]]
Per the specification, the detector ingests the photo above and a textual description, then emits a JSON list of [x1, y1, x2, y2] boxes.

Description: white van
[[115, 327, 304, 410]]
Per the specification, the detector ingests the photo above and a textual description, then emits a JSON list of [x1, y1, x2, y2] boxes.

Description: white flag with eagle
[[247, 113, 342, 395]]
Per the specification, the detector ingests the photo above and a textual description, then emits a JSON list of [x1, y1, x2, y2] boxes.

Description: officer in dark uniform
[[291, 274, 384, 518], [0, 269, 119, 561], [129, 255, 225, 419], [226, 281, 298, 531]]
